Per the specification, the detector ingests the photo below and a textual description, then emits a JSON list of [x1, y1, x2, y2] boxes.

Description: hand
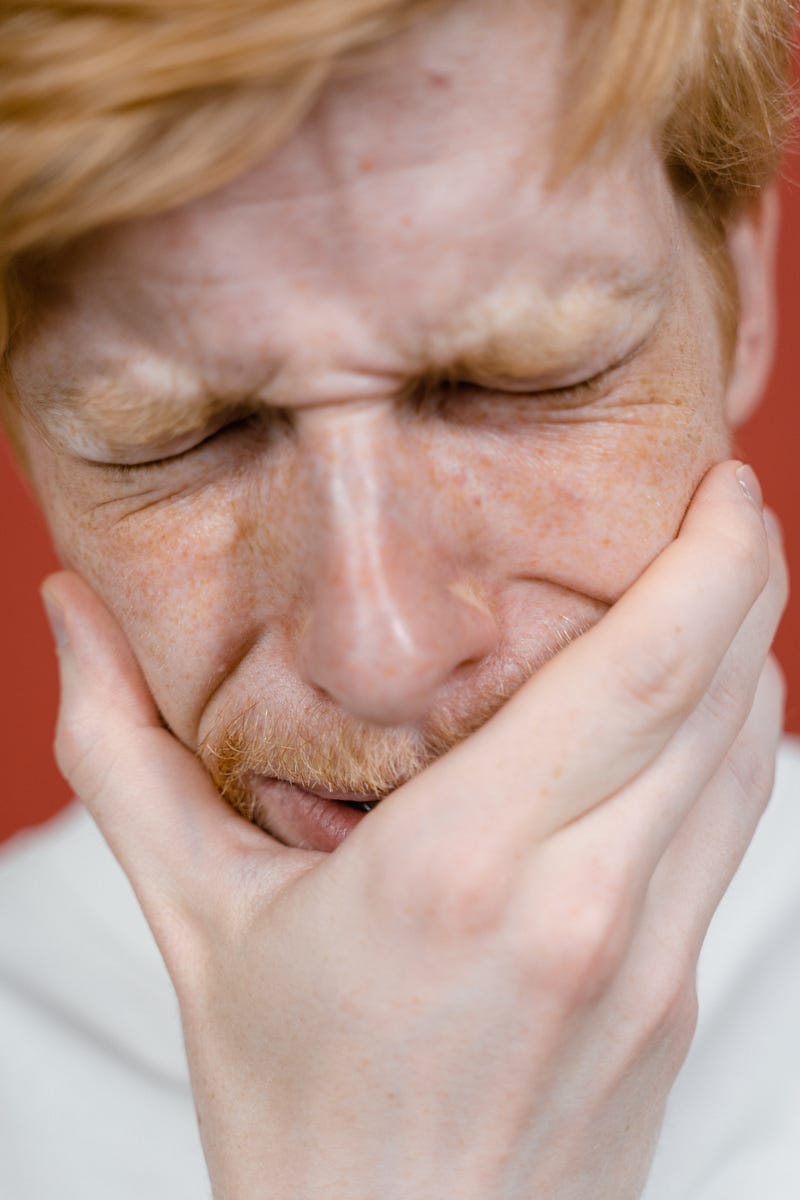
[[42, 460, 787, 1200]]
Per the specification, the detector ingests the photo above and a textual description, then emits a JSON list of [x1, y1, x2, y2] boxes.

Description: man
[[0, 0, 797, 1194]]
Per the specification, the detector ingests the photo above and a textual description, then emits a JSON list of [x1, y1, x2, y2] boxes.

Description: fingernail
[[736, 463, 763, 510], [41, 587, 69, 652]]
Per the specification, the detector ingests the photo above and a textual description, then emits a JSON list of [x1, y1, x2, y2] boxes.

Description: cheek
[[31, 449, 301, 746], [438, 398, 731, 603]]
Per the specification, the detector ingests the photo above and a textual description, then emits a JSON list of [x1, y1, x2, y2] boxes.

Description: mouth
[[247, 775, 383, 851], [303, 784, 382, 813]]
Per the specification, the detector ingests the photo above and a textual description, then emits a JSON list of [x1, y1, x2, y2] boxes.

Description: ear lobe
[[724, 185, 780, 428]]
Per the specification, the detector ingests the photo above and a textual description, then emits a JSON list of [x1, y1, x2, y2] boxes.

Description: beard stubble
[[199, 612, 597, 831]]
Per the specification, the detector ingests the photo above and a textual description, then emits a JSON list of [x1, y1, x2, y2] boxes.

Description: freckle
[[400, 214, 412, 228], [235, 509, 256, 544], [358, 155, 375, 174], [428, 71, 450, 89]]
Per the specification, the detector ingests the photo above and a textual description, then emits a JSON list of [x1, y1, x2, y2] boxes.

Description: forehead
[[16, 0, 684, 414]]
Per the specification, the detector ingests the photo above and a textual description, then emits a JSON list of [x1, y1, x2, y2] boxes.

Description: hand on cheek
[[40, 459, 787, 1200]]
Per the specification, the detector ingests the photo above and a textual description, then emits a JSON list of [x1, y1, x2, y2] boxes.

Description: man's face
[[13, 0, 738, 849]]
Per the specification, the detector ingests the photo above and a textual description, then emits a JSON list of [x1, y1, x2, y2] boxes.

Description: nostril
[[299, 517, 499, 722], [301, 588, 498, 722]]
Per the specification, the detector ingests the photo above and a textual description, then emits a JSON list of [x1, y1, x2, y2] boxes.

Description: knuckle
[[699, 616, 787, 744], [614, 518, 773, 733], [520, 864, 635, 1007], [542, 903, 628, 1007], [614, 639, 697, 726], [631, 955, 699, 1065], [727, 731, 777, 810], [53, 710, 111, 800], [701, 659, 753, 730]]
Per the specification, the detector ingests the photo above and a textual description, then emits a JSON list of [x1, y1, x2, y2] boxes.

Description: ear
[[724, 184, 780, 428]]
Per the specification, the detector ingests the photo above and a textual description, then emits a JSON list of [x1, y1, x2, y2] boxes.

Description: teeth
[[345, 800, 377, 812]]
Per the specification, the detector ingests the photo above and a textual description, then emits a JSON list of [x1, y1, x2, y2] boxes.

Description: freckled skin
[[12, 0, 737, 786]]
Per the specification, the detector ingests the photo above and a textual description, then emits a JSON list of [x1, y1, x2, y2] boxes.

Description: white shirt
[[2, 740, 800, 1198]]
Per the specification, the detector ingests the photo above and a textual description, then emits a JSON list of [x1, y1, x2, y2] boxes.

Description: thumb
[[40, 570, 309, 926]]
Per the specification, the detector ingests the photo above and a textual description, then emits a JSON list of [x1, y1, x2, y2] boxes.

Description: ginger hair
[[0, 0, 796, 372]]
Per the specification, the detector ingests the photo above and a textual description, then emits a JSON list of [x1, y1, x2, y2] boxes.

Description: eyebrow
[[32, 364, 243, 457], [425, 275, 666, 385], [33, 273, 667, 450]]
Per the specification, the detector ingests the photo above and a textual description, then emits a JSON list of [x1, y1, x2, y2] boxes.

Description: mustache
[[199, 613, 596, 824]]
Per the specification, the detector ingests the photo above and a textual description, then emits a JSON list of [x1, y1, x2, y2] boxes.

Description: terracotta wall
[[2, 177, 799, 844]]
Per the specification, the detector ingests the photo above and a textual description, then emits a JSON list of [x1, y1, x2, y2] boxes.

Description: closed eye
[[424, 370, 606, 408], [431, 337, 654, 410], [91, 412, 261, 474]]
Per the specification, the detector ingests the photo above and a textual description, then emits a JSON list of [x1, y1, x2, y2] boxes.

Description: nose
[[297, 411, 498, 726]]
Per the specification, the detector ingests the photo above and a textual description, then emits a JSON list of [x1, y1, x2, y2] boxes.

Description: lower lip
[[249, 776, 370, 851]]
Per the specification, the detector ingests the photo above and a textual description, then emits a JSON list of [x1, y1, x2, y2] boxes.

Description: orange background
[[2, 182, 800, 845]]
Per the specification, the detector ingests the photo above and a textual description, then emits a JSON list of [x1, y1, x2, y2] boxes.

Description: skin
[[11, 0, 773, 852], [5, 1, 790, 1195]]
